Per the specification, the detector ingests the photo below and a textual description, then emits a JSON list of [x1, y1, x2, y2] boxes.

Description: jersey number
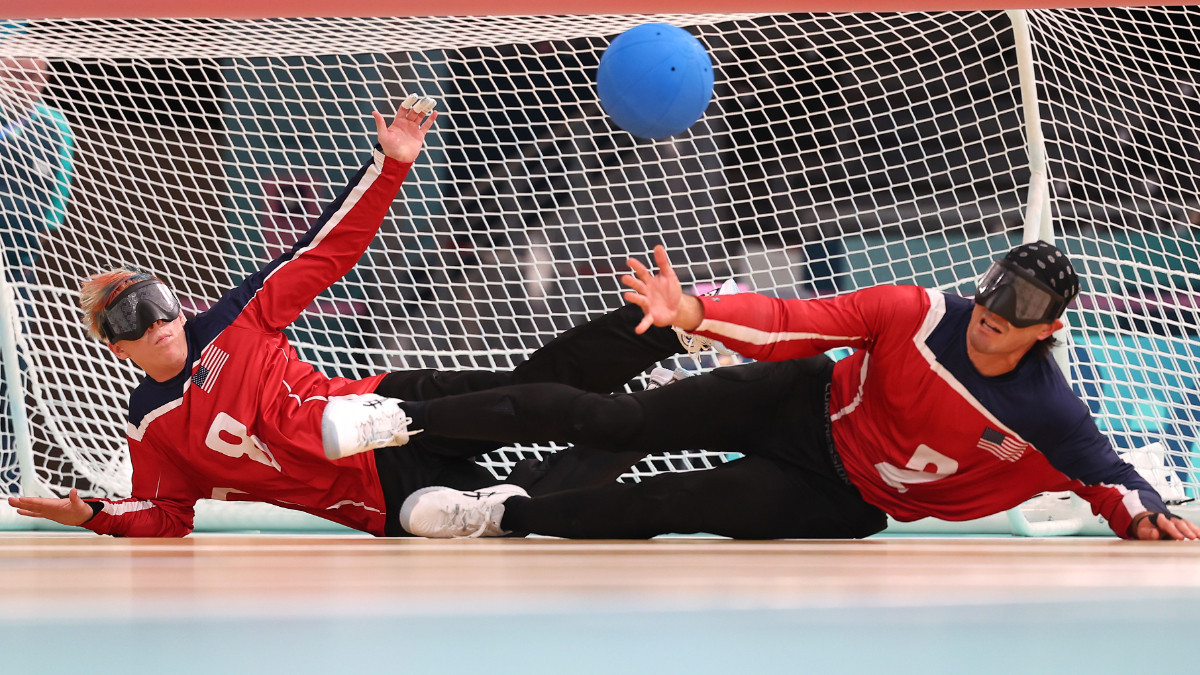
[[205, 412, 282, 471], [875, 444, 958, 493]]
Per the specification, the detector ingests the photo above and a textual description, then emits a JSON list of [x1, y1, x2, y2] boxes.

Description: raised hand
[[8, 488, 94, 527], [622, 245, 702, 334], [373, 95, 439, 163]]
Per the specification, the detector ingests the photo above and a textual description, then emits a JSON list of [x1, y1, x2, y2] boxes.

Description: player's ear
[[1036, 319, 1065, 340], [107, 342, 130, 360]]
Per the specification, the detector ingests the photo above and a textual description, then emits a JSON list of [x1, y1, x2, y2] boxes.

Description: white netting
[[1033, 7, 1200, 508], [1, 9, 1196, 528]]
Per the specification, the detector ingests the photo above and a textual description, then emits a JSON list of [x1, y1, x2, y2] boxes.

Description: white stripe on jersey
[[278, 357, 329, 407], [696, 318, 863, 348], [326, 499, 383, 514], [102, 500, 156, 516], [830, 352, 869, 422], [912, 289, 1031, 449], [126, 398, 184, 442], [258, 149, 384, 289], [1118, 485, 1147, 520]]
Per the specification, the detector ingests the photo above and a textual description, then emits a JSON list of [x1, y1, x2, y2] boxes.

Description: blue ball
[[597, 23, 714, 140]]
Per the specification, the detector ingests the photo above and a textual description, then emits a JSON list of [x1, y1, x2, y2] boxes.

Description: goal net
[[1, 7, 1197, 532]]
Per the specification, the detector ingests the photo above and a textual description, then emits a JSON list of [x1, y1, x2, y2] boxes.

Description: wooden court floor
[[1, 533, 1198, 673]]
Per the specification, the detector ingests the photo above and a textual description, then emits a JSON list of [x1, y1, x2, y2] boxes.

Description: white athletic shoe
[[646, 366, 694, 389], [674, 278, 742, 356], [399, 484, 529, 538], [321, 393, 418, 460]]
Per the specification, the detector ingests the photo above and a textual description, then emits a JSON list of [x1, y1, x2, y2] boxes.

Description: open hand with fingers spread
[[621, 245, 704, 333], [374, 94, 439, 163], [8, 488, 94, 527]]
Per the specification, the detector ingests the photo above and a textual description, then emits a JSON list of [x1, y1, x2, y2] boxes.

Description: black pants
[[407, 356, 888, 539], [370, 304, 682, 535]]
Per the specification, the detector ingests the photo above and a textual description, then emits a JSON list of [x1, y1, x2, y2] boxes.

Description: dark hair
[[1029, 334, 1059, 361]]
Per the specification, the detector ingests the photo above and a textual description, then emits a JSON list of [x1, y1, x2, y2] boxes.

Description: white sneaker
[[399, 484, 529, 538], [321, 393, 418, 460], [646, 366, 694, 389], [675, 278, 742, 356]]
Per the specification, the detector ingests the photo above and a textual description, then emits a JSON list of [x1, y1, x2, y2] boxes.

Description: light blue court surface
[[5, 598, 1198, 673], [1, 533, 1197, 674]]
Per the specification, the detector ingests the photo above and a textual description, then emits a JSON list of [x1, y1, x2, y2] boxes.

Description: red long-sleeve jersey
[[695, 285, 1167, 538], [83, 149, 410, 537]]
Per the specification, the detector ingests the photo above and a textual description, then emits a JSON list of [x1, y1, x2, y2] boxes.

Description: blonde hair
[[79, 267, 156, 342]]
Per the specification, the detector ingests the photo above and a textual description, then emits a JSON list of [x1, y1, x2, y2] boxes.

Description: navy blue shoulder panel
[[192, 157, 376, 346], [125, 321, 202, 427], [925, 294, 1151, 491]]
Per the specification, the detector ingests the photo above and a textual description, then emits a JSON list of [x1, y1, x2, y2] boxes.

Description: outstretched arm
[[9, 439, 201, 538], [622, 245, 704, 334], [217, 98, 439, 334], [8, 487, 198, 537]]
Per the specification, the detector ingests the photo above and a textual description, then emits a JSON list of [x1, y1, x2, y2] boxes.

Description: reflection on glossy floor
[[2, 533, 1197, 673]]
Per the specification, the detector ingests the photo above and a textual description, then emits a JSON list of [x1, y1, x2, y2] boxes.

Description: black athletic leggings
[[406, 356, 888, 539], [368, 304, 681, 534]]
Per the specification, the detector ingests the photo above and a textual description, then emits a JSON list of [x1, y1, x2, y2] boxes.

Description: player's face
[[966, 304, 1061, 375], [108, 315, 188, 382]]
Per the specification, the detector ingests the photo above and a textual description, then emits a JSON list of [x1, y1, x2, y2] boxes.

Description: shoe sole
[[397, 485, 530, 537], [398, 485, 451, 536], [321, 416, 352, 461]]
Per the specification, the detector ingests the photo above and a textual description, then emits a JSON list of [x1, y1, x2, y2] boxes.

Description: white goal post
[[1, 2, 1198, 534]]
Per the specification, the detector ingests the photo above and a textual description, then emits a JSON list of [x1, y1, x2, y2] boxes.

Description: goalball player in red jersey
[[6, 100, 687, 537], [394, 243, 1200, 541]]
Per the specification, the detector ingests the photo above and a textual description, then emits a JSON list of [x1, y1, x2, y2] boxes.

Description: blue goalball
[[596, 23, 714, 140]]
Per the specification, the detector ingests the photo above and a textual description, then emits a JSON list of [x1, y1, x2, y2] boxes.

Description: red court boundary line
[[1, 1, 1186, 20]]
